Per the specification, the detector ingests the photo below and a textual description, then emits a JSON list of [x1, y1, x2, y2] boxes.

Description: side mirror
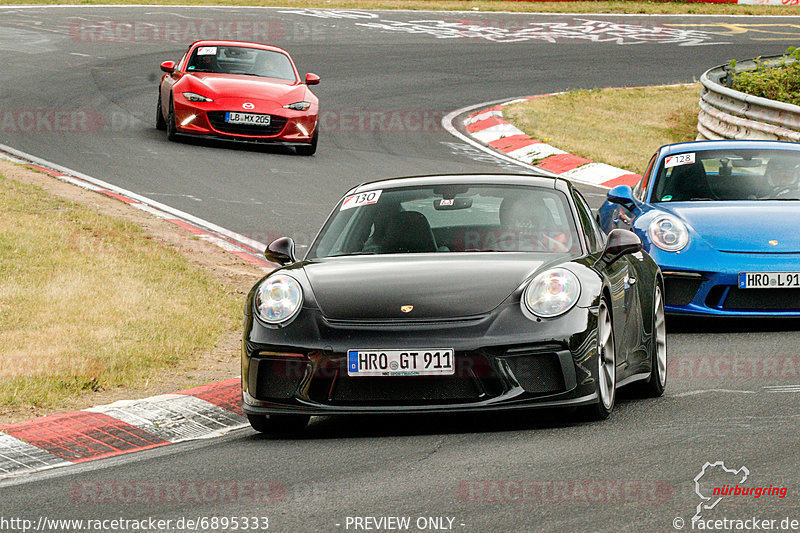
[[600, 229, 642, 266], [606, 185, 637, 211], [160, 61, 176, 74], [265, 237, 296, 266], [305, 73, 320, 86]]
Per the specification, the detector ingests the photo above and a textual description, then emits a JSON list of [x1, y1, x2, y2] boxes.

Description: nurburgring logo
[[672, 461, 793, 531]]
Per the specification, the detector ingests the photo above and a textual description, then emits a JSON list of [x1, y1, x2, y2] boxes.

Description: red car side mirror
[[160, 61, 176, 74], [305, 73, 320, 86]]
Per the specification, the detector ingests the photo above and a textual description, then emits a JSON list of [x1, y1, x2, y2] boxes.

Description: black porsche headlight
[[522, 268, 581, 318], [283, 101, 311, 111], [255, 274, 303, 325]]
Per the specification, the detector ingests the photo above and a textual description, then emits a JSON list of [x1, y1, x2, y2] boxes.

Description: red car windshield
[[186, 45, 296, 81]]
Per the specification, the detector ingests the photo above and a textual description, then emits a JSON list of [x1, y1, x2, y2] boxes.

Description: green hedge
[[731, 48, 800, 107]]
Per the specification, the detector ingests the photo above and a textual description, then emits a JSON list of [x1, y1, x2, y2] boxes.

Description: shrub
[[731, 47, 800, 106]]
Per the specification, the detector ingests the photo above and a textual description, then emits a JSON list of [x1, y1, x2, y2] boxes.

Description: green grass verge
[[503, 84, 701, 174], [0, 172, 241, 410], [0, 0, 795, 15]]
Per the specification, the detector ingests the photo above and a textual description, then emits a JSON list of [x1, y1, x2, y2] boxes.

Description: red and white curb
[[445, 96, 641, 190], [0, 143, 272, 269], [0, 379, 246, 480]]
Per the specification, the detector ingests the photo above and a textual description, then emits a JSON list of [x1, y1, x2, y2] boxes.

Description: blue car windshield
[[307, 184, 582, 258], [651, 149, 800, 202]]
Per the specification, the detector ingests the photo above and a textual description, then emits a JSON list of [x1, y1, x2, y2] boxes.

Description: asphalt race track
[[1, 6, 800, 532]]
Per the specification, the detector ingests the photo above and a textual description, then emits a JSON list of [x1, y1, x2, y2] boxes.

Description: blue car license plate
[[738, 272, 800, 289]]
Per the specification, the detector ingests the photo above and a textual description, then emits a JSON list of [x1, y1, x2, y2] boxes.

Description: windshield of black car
[[306, 185, 582, 258], [185, 46, 296, 81], [651, 149, 800, 202]]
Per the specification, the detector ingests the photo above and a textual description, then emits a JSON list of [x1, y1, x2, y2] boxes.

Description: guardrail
[[697, 54, 800, 142]]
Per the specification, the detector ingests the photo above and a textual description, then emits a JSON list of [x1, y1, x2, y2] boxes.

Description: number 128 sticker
[[341, 190, 382, 210], [664, 153, 695, 168]]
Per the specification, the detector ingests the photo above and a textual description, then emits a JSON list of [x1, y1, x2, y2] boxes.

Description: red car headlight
[[283, 101, 311, 111], [182, 92, 214, 103]]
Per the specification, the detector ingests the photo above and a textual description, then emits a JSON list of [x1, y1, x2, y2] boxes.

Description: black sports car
[[242, 174, 666, 434]]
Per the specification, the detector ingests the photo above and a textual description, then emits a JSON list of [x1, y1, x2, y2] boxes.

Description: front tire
[[640, 282, 667, 397], [248, 414, 309, 436], [155, 92, 166, 131], [295, 128, 318, 156], [166, 97, 178, 141], [581, 298, 616, 421]]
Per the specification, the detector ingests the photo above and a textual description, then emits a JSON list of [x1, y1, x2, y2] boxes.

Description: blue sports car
[[597, 140, 800, 317]]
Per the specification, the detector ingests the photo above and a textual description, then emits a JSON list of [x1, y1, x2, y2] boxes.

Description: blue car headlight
[[255, 274, 303, 325], [522, 268, 581, 318], [649, 215, 689, 252]]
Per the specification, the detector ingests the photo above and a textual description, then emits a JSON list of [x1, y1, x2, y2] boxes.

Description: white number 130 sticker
[[341, 190, 382, 210]]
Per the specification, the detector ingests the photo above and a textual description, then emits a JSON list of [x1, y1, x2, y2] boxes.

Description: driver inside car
[[765, 157, 800, 199], [499, 196, 570, 253]]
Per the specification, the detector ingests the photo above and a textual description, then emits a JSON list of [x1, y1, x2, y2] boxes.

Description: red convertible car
[[156, 40, 320, 155]]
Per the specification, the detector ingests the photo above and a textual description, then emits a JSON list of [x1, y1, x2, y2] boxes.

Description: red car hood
[[187, 73, 305, 103]]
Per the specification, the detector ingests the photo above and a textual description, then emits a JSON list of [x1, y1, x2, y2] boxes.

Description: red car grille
[[206, 111, 288, 137]]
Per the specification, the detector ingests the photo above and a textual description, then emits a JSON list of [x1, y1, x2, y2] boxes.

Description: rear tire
[[639, 282, 667, 397], [580, 298, 616, 421], [166, 97, 178, 141], [248, 414, 309, 436], [155, 92, 166, 131], [295, 128, 318, 156]]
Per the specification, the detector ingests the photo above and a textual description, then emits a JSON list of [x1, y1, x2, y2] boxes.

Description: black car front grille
[[310, 352, 501, 406], [664, 274, 704, 307], [501, 347, 565, 395], [332, 376, 480, 404], [722, 288, 800, 311], [254, 358, 307, 400], [207, 111, 288, 136]]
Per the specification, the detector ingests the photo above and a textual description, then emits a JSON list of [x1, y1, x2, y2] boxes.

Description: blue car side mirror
[[606, 185, 637, 211]]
